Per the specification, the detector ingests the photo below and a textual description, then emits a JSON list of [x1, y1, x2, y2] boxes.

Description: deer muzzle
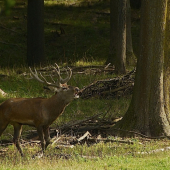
[[74, 87, 80, 99]]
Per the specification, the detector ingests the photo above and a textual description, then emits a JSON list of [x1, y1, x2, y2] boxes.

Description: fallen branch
[[0, 88, 7, 96], [55, 145, 74, 149], [59, 112, 105, 132], [87, 138, 134, 145], [0, 24, 21, 34], [77, 131, 91, 142]]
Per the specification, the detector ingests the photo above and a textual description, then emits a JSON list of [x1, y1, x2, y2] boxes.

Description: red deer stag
[[0, 64, 79, 156]]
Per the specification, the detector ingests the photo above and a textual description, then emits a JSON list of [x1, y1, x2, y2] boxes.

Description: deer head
[[29, 64, 79, 102], [0, 64, 79, 157]]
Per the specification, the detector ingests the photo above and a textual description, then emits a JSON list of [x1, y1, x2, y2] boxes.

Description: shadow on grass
[[0, 0, 110, 67]]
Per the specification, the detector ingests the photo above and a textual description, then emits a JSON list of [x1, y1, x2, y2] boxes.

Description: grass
[[0, 64, 170, 170], [0, 0, 111, 67], [1, 139, 170, 169]]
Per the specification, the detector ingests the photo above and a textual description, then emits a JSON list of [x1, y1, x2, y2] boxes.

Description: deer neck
[[42, 94, 70, 120]]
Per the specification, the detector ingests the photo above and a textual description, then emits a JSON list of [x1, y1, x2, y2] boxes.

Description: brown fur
[[0, 86, 79, 156]]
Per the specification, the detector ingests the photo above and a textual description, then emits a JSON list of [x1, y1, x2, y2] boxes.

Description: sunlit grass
[[1, 141, 170, 170]]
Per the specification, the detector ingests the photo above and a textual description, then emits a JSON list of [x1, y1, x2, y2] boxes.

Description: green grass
[[1, 139, 170, 169], [0, 0, 110, 67], [0, 66, 170, 170]]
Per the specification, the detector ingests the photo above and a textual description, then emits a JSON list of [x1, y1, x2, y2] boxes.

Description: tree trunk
[[106, 0, 118, 65], [115, 0, 126, 74], [113, 0, 170, 137], [126, 0, 136, 66], [164, 1, 170, 125], [107, 0, 127, 74], [27, 0, 45, 66]]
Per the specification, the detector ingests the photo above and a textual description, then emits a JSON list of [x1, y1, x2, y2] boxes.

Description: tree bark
[[27, 0, 45, 66], [113, 0, 170, 137], [115, 0, 127, 74], [106, 0, 118, 65], [126, 0, 136, 66], [107, 0, 128, 74], [164, 1, 170, 125]]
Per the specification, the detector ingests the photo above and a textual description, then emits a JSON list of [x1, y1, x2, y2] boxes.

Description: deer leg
[[37, 126, 45, 152], [43, 126, 51, 149], [0, 121, 9, 136], [13, 123, 23, 156]]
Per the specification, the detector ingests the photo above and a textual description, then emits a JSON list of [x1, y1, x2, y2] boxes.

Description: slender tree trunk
[[107, 0, 127, 74], [113, 0, 170, 137], [115, 0, 127, 74], [106, 0, 118, 64], [27, 0, 45, 66], [126, 0, 136, 66]]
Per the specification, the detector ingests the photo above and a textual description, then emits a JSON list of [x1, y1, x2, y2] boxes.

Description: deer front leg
[[13, 123, 23, 156], [37, 126, 46, 152], [43, 126, 51, 149], [0, 120, 9, 137]]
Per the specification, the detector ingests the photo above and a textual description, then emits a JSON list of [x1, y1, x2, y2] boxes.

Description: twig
[[0, 24, 21, 34], [93, 138, 134, 144], [0, 41, 21, 48], [56, 145, 74, 149], [0, 88, 7, 96], [59, 112, 105, 131], [77, 131, 91, 142], [51, 137, 61, 146]]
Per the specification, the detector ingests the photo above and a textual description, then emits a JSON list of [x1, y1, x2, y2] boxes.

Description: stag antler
[[29, 64, 72, 87], [52, 63, 72, 84]]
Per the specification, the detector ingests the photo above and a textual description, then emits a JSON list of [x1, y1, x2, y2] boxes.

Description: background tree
[[107, 0, 135, 74], [27, 0, 45, 66], [113, 0, 170, 137], [106, 0, 118, 65], [126, 0, 136, 66], [116, 0, 127, 74]]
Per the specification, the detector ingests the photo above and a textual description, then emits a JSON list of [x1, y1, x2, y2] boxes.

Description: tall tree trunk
[[126, 0, 136, 66], [107, 0, 127, 74], [113, 0, 170, 137], [27, 0, 45, 66], [106, 0, 118, 65], [164, 1, 170, 125], [115, 0, 127, 74]]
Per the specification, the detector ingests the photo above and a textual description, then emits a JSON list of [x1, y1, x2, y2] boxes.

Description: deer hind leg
[[13, 123, 23, 156], [43, 126, 51, 149]]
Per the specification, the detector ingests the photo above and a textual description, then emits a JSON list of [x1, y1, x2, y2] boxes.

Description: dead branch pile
[[79, 69, 136, 99]]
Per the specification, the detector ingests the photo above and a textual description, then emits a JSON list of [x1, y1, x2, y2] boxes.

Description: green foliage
[[5, 0, 16, 14], [2, 0, 16, 15]]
